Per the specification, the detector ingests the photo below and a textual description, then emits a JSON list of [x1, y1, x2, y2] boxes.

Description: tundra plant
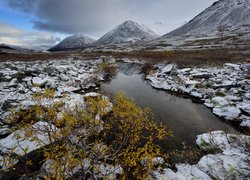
[[0, 89, 171, 179]]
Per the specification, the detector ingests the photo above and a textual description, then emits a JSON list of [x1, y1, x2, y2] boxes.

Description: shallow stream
[[100, 63, 237, 160]]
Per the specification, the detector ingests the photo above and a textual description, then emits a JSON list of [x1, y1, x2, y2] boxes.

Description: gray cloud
[[0, 22, 61, 48], [6, 0, 218, 36], [6, 0, 38, 12]]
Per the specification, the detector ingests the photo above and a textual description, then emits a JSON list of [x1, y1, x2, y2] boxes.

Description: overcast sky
[[0, 0, 217, 48]]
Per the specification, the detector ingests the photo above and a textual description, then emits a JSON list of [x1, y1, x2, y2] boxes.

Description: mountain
[[0, 43, 37, 53], [49, 33, 95, 51], [92, 20, 158, 47], [144, 0, 250, 50]]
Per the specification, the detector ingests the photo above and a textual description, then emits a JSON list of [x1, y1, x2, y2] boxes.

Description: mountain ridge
[[144, 0, 250, 50], [91, 20, 158, 47], [49, 33, 95, 52]]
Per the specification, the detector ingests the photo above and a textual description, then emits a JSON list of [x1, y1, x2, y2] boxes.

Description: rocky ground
[[0, 58, 107, 135], [146, 63, 250, 130], [0, 57, 249, 179], [152, 131, 250, 179]]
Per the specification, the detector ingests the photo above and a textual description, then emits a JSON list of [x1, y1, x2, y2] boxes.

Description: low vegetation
[[1, 47, 250, 66], [97, 62, 117, 80], [0, 89, 171, 179]]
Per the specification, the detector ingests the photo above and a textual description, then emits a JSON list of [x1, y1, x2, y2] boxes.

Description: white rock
[[83, 92, 100, 97], [211, 96, 229, 107], [195, 131, 250, 179], [245, 92, 250, 100], [176, 164, 212, 180], [239, 115, 250, 128], [0, 121, 57, 156], [197, 153, 249, 180], [151, 168, 189, 180], [225, 95, 241, 101], [240, 119, 250, 128], [160, 64, 175, 74], [237, 101, 250, 115], [224, 63, 241, 71], [213, 106, 241, 120], [32, 77, 45, 86], [153, 157, 165, 166], [0, 127, 11, 137], [191, 91, 203, 98], [94, 163, 123, 179]]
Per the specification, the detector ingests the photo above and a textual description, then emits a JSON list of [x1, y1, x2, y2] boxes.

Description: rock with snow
[[239, 115, 250, 128], [0, 127, 11, 137], [211, 96, 229, 107], [237, 101, 250, 116], [0, 121, 57, 156], [160, 64, 176, 75], [224, 63, 241, 71], [153, 157, 165, 166], [32, 77, 46, 86], [94, 163, 123, 179], [196, 131, 250, 179], [190, 91, 203, 99], [213, 106, 241, 120], [240, 120, 250, 128], [153, 131, 250, 179]]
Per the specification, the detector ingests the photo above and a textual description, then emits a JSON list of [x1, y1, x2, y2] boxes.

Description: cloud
[[6, 0, 38, 12], [6, 0, 217, 36], [0, 22, 61, 48]]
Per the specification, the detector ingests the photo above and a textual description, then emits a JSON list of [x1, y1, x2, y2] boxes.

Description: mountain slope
[[92, 20, 158, 47], [144, 0, 250, 50], [49, 33, 95, 51], [0, 43, 37, 53]]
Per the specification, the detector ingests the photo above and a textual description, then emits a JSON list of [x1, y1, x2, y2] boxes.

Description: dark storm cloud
[[6, 0, 218, 36]]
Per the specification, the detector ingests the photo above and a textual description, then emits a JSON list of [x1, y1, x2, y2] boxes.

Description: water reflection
[[101, 63, 238, 152]]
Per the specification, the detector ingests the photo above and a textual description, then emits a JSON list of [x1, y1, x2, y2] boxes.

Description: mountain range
[[4, 0, 250, 52], [144, 0, 250, 50]]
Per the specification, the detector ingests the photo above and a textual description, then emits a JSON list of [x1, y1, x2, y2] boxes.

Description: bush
[[97, 62, 117, 80], [1, 90, 171, 179], [141, 63, 154, 75], [215, 91, 226, 97]]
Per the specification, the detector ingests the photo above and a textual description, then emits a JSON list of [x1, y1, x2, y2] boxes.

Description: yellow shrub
[[1, 90, 171, 179]]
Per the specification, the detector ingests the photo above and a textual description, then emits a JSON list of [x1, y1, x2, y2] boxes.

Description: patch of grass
[[97, 62, 117, 80], [215, 91, 226, 97], [141, 63, 155, 75], [245, 75, 250, 80]]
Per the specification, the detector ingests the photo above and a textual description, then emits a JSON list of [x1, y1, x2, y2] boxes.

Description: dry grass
[[1, 47, 249, 66]]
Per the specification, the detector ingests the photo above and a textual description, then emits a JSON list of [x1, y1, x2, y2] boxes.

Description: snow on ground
[[152, 131, 250, 180], [146, 63, 250, 129]]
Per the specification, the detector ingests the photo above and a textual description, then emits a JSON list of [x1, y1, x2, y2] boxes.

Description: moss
[[245, 75, 250, 80], [215, 91, 226, 97]]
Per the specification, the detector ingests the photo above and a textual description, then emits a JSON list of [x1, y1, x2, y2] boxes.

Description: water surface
[[101, 63, 237, 153]]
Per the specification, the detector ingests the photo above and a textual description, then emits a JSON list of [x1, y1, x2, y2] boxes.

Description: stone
[[32, 77, 45, 86], [0, 121, 57, 156], [213, 106, 241, 120], [0, 127, 11, 137]]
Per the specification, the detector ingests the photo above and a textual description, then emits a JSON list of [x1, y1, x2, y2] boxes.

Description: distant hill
[[49, 33, 95, 52], [0, 43, 37, 54], [144, 0, 250, 50]]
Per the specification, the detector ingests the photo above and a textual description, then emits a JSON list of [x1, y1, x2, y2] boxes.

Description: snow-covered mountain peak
[[144, 0, 250, 50], [49, 33, 95, 51], [92, 20, 158, 46]]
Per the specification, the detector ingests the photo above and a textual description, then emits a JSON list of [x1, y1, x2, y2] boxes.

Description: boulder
[[213, 106, 241, 120]]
